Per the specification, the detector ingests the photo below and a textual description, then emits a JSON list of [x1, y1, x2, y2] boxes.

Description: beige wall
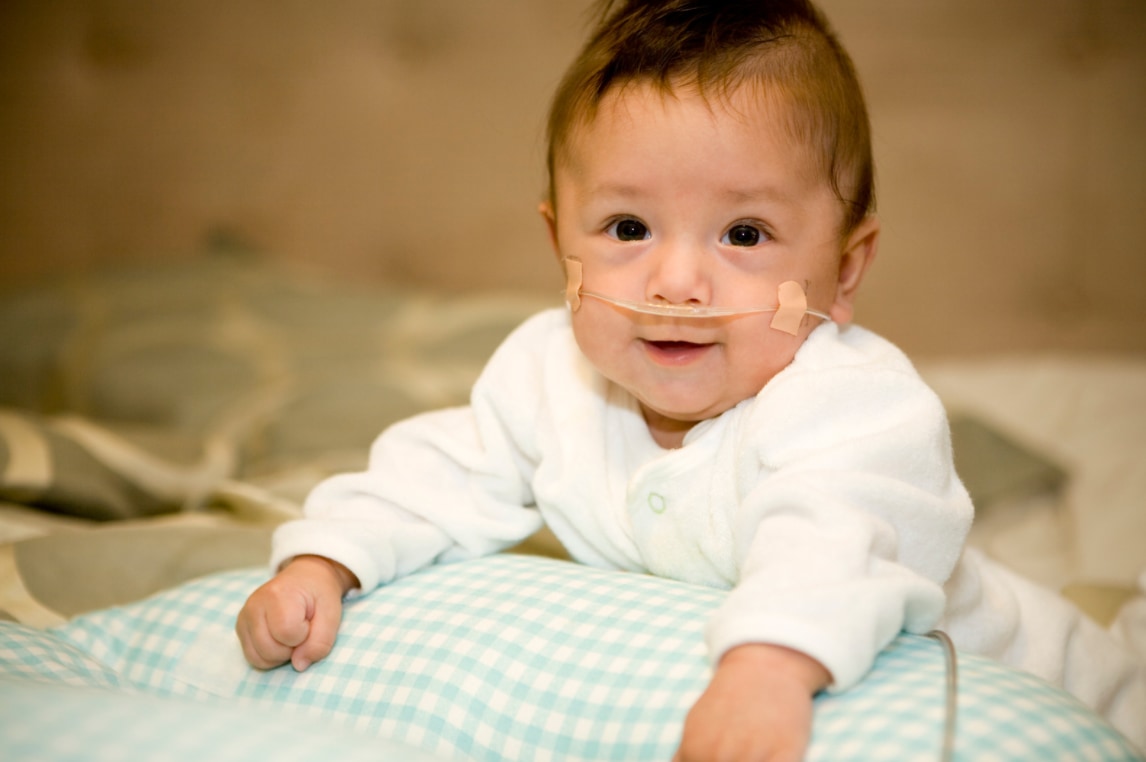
[[2, 1, 1143, 356]]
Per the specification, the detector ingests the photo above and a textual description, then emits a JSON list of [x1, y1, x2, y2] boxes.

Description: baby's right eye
[[606, 218, 650, 242]]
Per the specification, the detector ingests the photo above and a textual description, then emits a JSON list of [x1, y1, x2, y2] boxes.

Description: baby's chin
[[635, 377, 769, 421], [637, 398, 742, 439]]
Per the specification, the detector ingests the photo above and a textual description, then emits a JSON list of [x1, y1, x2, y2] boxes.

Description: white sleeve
[[270, 312, 559, 594], [707, 331, 973, 690]]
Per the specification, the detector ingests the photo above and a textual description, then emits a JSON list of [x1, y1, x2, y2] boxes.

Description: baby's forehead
[[556, 79, 825, 186]]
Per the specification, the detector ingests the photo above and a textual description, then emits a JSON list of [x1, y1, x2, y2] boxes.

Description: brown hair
[[545, 0, 874, 235]]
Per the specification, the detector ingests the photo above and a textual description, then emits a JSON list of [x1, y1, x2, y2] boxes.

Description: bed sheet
[[918, 356, 1146, 594]]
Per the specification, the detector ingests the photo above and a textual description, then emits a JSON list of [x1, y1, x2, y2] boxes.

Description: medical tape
[[564, 257, 583, 312], [769, 280, 809, 336]]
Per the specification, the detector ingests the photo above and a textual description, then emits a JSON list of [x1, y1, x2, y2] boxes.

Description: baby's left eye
[[722, 224, 764, 247]]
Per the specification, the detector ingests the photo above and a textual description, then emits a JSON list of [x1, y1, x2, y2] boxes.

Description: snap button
[[647, 493, 667, 514]]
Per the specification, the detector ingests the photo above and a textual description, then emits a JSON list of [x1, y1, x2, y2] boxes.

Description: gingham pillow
[[0, 680, 439, 762], [3, 554, 1140, 762]]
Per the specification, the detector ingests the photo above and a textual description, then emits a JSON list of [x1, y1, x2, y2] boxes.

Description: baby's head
[[545, 0, 874, 237], [539, 0, 881, 447]]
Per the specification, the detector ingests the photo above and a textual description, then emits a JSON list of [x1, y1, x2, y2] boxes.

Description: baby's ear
[[829, 215, 880, 325], [538, 201, 561, 259]]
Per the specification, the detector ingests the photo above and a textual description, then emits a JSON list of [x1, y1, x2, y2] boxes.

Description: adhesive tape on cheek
[[564, 258, 583, 312], [770, 281, 808, 336]]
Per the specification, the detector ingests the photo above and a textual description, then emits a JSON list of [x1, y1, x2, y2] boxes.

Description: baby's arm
[[675, 644, 829, 762], [236, 555, 360, 672]]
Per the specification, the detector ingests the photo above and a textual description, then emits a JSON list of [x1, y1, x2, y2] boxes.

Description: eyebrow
[[586, 182, 644, 199], [719, 185, 799, 206], [588, 182, 796, 205]]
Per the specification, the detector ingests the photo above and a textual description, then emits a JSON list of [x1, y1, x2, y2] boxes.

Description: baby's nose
[[645, 244, 712, 306]]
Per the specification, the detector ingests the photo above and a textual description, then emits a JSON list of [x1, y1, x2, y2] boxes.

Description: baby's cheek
[[736, 331, 803, 394], [570, 308, 617, 368]]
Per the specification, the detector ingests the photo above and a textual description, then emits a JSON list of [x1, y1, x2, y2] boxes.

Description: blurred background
[[1, 0, 1144, 357], [0, 0, 1144, 636]]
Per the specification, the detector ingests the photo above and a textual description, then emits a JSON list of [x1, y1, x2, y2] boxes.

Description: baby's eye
[[722, 223, 764, 247], [607, 218, 650, 242]]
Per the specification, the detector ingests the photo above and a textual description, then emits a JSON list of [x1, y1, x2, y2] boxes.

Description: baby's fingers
[[236, 608, 293, 669], [263, 592, 313, 649], [236, 586, 310, 669], [235, 557, 349, 672], [237, 606, 303, 669], [289, 597, 341, 671]]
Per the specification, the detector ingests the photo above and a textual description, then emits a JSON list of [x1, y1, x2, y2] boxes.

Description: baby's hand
[[673, 644, 829, 762], [235, 555, 359, 672]]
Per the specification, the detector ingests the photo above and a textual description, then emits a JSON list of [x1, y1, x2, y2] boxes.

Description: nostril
[[650, 295, 703, 307]]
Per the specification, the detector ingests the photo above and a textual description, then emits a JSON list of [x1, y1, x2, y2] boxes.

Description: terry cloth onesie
[[273, 308, 1146, 749]]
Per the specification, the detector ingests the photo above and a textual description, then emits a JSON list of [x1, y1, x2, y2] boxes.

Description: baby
[[238, 0, 1146, 757]]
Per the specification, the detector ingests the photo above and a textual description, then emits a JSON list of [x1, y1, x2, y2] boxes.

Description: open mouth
[[642, 339, 714, 365], [649, 340, 701, 351]]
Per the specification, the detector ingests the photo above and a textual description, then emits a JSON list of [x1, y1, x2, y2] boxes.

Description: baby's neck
[[641, 408, 696, 450]]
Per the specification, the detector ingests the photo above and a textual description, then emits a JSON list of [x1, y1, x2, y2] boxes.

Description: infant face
[[548, 81, 851, 447]]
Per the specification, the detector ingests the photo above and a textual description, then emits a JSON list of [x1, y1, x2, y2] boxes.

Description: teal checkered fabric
[[0, 680, 440, 761], [1, 554, 1141, 761], [0, 622, 120, 689]]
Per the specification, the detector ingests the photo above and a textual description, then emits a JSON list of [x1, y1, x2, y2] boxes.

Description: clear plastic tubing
[[577, 290, 832, 321]]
